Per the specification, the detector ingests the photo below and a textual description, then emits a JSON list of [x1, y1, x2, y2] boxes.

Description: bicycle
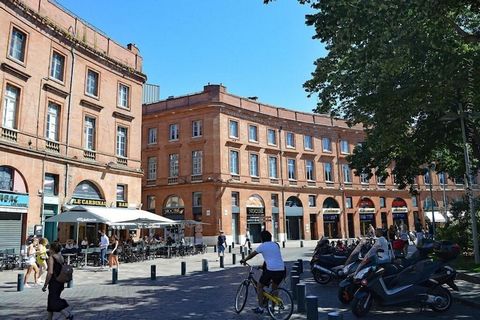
[[234, 262, 293, 320]]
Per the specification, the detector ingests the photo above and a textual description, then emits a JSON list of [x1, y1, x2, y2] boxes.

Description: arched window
[[73, 180, 103, 199], [0, 166, 13, 191], [322, 197, 340, 208], [285, 196, 302, 207]]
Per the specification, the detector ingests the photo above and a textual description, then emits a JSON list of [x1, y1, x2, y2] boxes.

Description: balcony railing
[[270, 178, 279, 184], [45, 140, 60, 153], [191, 175, 203, 182], [168, 177, 178, 184], [307, 181, 316, 187], [251, 177, 260, 183], [84, 150, 96, 160], [1, 127, 17, 142], [117, 157, 128, 166]]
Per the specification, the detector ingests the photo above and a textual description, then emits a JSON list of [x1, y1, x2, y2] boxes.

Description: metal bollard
[[240, 246, 243, 254], [232, 253, 236, 265], [248, 249, 252, 255], [328, 311, 343, 320], [300, 240, 304, 248], [112, 268, 118, 284], [297, 259, 304, 274], [220, 256, 224, 268], [241, 251, 245, 261], [282, 241, 285, 248], [17, 273, 24, 292], [228, 245, 231, 253], [67, 279, 73, 288], [231, 242, 235, 249], [296, 282, 306, 313], [151, 265, 156, 280], [202, 259, 209, 272], [306, 295, 318, 320], [291, 275, 300, 300], [213, 245, 217, 253], [181, 261, 186, 275]]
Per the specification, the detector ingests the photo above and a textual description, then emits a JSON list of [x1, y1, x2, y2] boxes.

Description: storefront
[[392, 198, 409, 231], [285, 196, 303, 240], [246, 195, 265, 243], [358, 197, 376, 236], [322, 197, 341, 238], [163, 195, 185, 242]]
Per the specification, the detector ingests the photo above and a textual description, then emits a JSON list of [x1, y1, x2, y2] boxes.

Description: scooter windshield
[[345, 239, 367, 265], [354, 242, 379, 275]]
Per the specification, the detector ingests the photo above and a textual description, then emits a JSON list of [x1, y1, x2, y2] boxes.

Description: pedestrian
[[217, 231, 226, 258], [108, 235, 119, 269], [415, 219, 424, 245], [367, 224, 375, 238], [244, 229, 252, 250], [36, 238, 49, 283], [387, 225, 396, 242], [42, 242, 73, 320], [99, 230, 109, 268], [24, 237, 39, 288]]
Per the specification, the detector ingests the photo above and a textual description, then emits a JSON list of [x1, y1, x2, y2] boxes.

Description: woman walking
[[42, 242, 73, 320], [24, 237, 39, 287], [36, 238, 49, 283], [108, 235, 119, 269]]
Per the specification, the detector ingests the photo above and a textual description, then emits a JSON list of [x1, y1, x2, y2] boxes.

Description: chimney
[[127, 43, 140, 55]]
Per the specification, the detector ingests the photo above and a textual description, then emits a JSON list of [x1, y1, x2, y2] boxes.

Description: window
[[268, 156, 278, 178], [324, 162, 333, 182], [116, 185, 126, 201], [424, 171, 431, 185], [230, 150, 239, 175], [342, 164, 352, 183], [249, 153, 259, 177], [360, 173, 369, 184], [232, 192, 239, 207], [169, 154, 179, 177], [305, 160, 315, 181], [46, 102, 60, 141], [169, 124, 179, 141], [438, 172, 446, 185], [118, 83, 130, 108], [322, 137, 332, 152], [84, 116, 96, 150], [380, 197, 386, 208], [147, 195, 156, 211], [86, 69, 99, 97], [8, 27, 26, 62], [192, 150, 203, 175], [267, 129, 276, 145], [44, 173, 59, 196], [50, 51, 65, 81], [286, 132, 295, 148], [304, 135, 313, 150], [411, 196, 417, 207], [3, 84, 20, 129], [147, 157, 156, 180], [271, 194, 279, 207], [229, 120, 239, 138], [147, 128, 157, 144], [340, 140, 349, 154], [192, 120, 202, 137], [377, 174, 386, 185], [309, 195, 316, 207], [345, 197, 353, 209], [116, 126, 128, 157], [193, 192, 202, 207], [288, 159, 296, 180], [248, 125, 258, 142], [0, 167, 13, 191]]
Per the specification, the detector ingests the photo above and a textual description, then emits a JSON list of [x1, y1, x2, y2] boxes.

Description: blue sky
[[56, 0, 326, 113]]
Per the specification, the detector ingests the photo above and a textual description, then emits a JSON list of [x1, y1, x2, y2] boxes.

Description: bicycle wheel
[[234, 280, 249, 313], [266, 287, 294, 320]]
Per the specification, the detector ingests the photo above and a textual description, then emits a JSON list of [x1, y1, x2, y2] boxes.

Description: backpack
[[55, 260, 73, 283]]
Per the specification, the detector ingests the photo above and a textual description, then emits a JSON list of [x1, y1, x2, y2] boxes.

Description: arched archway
[[285, 196, 303, 240], [162, 195, 185, 220], [358, 197, 375, 236], [392, 197, 409, 230], [322, 197, 341, 238], [246, 194, 265, 243], [72, 180, 105, 204], [0, 165, 28, 193]]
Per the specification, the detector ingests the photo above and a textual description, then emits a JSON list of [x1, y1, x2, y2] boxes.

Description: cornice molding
[[1, 62, 31, 81], [80, 99, 103, 112], [43, 83, 69, 98], [112, 111, 135, 122]]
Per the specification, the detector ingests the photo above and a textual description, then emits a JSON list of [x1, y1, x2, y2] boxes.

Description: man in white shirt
[[374, 228, 392, 264], [99, 230, 109, 267], [240, 230, 285, 315]]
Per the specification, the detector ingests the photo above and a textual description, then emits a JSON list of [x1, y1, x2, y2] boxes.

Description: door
[[287, 217, 300, 240], [231, 213, 239, 243], [348, 214, 355, 238], [310, 214, 318, 240]]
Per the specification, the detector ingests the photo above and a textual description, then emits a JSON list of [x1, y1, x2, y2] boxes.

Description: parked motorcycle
[[350, 241, 460, 317]]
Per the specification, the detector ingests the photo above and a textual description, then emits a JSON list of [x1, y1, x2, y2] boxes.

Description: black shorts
[[259, 269, 286, 286]]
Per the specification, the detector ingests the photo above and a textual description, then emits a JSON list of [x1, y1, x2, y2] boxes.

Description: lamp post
[[441, 104, 480, 264], [427, 163, 436, 239]]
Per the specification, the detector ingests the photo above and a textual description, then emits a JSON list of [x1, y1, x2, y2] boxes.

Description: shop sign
[[163, 207, 185, 215], [0, 192, 29, 207], [359, 207, 375, 214], [71, 198, 106, 206], [116, 201, 129, 208], [392, 207, 408, 213], [360, 214, 374, 221], [247, 216, 264, 223], [393, 213, 407, 220], [247, 207, 265, 216], [322, 208, 341, 214], [323, 214, 339, 222]]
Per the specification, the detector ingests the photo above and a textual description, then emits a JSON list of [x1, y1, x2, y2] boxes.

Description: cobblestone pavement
[[0, 244, 479, 320]]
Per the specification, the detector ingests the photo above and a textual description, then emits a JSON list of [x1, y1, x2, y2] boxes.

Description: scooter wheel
[[338, 286, 353, 304], [351, 291, 372, 317], [430, 286, 452, 312], [312, 269, 331, 284]]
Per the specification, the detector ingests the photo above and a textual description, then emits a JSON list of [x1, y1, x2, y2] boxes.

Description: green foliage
[[266, 0, 480, 188]]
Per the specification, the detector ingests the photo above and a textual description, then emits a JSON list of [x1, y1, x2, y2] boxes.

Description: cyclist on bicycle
[[240, 230, 286, 314]]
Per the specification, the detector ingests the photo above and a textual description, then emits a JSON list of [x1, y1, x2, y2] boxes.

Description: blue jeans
[[100, 248, 107, 266], [218, 244, 225, 256]]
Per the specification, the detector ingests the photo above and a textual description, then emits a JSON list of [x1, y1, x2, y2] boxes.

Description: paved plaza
[[0, 243, 479, 320]]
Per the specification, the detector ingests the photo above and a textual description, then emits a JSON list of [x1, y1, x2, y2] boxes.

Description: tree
[[265, 0, 480, 188]]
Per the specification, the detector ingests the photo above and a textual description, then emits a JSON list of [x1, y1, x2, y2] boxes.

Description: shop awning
[[424, 211, 447, 223], [45, 205, 178, 226]]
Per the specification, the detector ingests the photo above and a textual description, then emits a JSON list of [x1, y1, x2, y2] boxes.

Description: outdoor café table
[[62, 253, 76, 265]]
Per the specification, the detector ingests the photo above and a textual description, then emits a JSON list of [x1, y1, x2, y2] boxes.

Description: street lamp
[[427, 163, 436, 239], [440, 104, 480, 264]]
